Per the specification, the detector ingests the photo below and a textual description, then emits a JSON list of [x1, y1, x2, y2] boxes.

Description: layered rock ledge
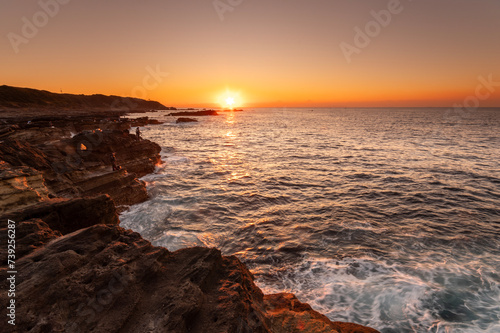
[[0, 110, 380, 333], [0, 114, 161, 213]]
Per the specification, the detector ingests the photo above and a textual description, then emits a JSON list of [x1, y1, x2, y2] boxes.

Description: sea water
[[121, 108, 500, 332]]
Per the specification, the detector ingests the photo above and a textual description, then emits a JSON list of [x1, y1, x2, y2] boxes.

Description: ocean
[[121, 108, 500, 333]]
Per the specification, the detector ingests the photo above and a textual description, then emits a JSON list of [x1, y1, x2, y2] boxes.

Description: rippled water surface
[[121, 108, 500, 332]]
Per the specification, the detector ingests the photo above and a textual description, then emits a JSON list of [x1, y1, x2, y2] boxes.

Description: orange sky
[[1, 0, 500, 108]]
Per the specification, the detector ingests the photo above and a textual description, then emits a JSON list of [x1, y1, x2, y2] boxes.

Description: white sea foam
[[151, 230, 206, 251], [255, 254, 500, 333], [121, 200, 169, 230], [164, 155, 190, 165]]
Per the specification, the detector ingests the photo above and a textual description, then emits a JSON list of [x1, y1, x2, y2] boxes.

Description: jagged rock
[[76, 169, 148, 210], [0, 219, 61, 266], [0, 224, 380, 333], [0, 138, 52, 171], [0, 194, 118, 235], [0, 164, 51, 214], [0, 121, 161, 211], [264, 293, 379, 333], [130, 116, 163, 126], [71, 130, 161, 178], [0, 124, 18, 138], [176, 117, 198, 123]]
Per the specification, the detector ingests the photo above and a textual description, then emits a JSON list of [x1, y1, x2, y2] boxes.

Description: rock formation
[[0, 164, 50, 214], [1, 194, 119, 235], [0, 115, 161, 213], [169, 110, 218, 116]]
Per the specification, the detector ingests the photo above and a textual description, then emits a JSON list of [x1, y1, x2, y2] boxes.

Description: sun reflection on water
[[226, 112, 236, 124]]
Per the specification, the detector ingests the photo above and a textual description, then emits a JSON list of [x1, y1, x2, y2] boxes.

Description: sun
[[225, 97, 235, 109], [218, 90, 243, 110]]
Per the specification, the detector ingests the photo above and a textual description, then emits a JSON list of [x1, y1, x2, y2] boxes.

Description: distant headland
[[0, 85, 175, 112]]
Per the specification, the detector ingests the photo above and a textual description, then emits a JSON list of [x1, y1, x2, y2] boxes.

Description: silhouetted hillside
[[0, 85, 172, 110]]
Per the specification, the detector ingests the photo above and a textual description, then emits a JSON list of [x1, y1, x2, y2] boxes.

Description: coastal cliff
[[0, 108, 380, 332]]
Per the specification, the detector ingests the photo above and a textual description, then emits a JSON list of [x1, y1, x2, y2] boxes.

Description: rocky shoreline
[[0, 110, 379, 332]]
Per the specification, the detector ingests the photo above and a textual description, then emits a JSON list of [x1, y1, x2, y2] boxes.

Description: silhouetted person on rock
[[136, 127, 141, 141], [110, 152, 120, 171]]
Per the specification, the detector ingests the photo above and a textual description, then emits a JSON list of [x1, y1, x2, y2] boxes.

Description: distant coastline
[[0, 85, 174, 112]]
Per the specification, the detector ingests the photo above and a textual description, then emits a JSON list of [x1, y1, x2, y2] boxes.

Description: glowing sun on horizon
[[225, 97, 235, 109], [218, 90, 243, 109]]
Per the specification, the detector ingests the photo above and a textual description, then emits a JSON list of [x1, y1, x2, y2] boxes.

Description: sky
[[1, 0, 500, 108]]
